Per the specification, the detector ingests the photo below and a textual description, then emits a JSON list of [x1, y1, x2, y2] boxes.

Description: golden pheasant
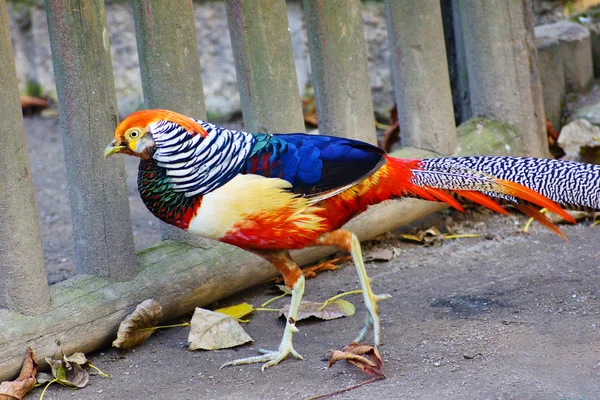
[[105, 109, 598, 370]]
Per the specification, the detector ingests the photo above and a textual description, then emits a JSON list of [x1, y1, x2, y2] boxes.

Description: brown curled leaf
[[0, 347, 38, 400], [328, 342, 385, 379], [45, 357, 89, 389], [113, 299, 163, 350]]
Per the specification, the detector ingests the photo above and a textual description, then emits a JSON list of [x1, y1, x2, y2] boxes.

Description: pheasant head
[[104, 109, 208, 160]]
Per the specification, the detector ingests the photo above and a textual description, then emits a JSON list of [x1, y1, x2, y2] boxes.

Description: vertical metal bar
[[304, 0, 376, 144], [46, 0, 138, 279], [225, 0, 305, 133], [0, 2, 50, 314], [385, 0, 457, 155], [132, 0, 213, 246], [457, 0, 549, 157]]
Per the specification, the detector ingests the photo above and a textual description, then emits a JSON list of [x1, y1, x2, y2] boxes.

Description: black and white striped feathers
[[150, 119, 255, 197], [414, 156, 600, 210]]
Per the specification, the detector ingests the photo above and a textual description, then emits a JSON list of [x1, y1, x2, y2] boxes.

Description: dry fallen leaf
[[302, 97, 318, 127], [0, 347, 38, 400], [364, 249, 394, 262], [280, 299, 355, 321], [328, 342, 385, 379], [379, 104, 400, 153], [275, 256, 350, 284], [215, 302, 255, 322], [44, 357, 89, 389], [113, 299, 163, 350], [20, 95, 49, 116], [34, 373, 54, 385], [401, 226, 479, 245], [415, 227, 444, 245], [188, 307, 253, 350], [309, 343, 385, 399], [63, 352, 88, 366]]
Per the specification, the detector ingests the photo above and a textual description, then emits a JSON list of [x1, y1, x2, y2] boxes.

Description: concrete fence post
[[0, 2, 50, 314], [132, 0, 211, 246], [457, 0, 549, 157], [225, 0, 305, 133], [304, 0, 376, 144], [46, 0, 139, 279], [385, 0, 457, 154]]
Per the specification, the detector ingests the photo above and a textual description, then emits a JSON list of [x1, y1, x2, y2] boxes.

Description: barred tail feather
[[453, 190, 509, 216], [514, 203, 568, 240], [385, 156, 599, 238], [493, 178, 575, 223], [418, 156, 600, 210]]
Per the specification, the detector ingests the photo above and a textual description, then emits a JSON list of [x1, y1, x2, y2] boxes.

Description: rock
[[570, 98, 600, 125], [571, 9, 600, 78], [564, 81, 600, 125], [535, 20, 594, 93], [557, 119, 600, 163], [456, 118, 524, 156], [536, 35, 566, 130]]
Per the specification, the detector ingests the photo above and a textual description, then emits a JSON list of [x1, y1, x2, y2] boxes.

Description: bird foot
[[221, 274, 306, 371], [220, 343, 304, 371], [356, 292, 392, 346]]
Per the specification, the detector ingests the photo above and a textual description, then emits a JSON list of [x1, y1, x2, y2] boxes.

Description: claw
[[221, 275, 306, 370], [220, 344, 304, 371]]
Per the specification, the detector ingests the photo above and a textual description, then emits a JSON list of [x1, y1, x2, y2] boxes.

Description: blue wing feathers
[[241, 133, 385, 197]]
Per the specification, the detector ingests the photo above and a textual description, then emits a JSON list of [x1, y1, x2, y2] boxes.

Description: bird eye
[[129, 130, 139, 139]]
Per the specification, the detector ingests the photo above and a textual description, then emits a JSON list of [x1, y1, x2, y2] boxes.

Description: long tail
[[387, 156, 600, 239]]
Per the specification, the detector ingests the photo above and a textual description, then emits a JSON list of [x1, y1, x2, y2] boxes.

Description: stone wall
[[7, 0, 393, 119]]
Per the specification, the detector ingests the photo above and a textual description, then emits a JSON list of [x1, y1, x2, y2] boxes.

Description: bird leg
[[221, 250, 305, 371], [316, 229, 391, 346]]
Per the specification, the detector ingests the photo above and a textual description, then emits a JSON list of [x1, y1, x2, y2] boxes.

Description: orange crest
[[114, 109, 209, 141]]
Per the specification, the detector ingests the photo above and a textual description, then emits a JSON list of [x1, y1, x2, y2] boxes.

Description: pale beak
[[104, 139, 126, 158]]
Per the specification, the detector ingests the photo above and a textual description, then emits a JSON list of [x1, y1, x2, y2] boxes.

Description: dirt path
[[23, 115, 600, 399]]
